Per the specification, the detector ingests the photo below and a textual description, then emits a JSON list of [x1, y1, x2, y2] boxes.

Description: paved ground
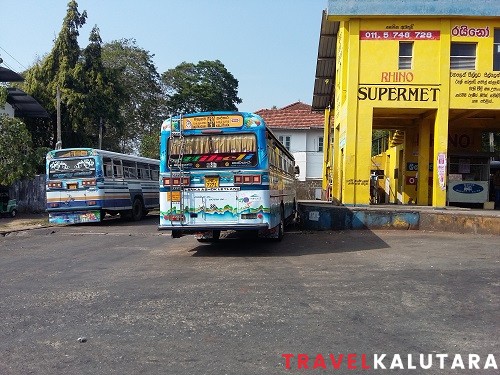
[[0, 219, 498, 374]]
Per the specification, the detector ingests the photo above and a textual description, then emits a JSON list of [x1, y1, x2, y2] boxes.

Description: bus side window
[[103, 157, 113, 177], [151, 167, 159, 181], [123, 160, 137, 179], [137, 163, 147, 179], [113, 160, 123, 178]]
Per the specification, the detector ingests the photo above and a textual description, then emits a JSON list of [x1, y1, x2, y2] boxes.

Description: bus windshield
[[48, 157, 97, 180], [168, 133, 258, 169]]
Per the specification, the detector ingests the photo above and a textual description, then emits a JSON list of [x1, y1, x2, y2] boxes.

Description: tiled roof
[[255, 101, 324, 130]]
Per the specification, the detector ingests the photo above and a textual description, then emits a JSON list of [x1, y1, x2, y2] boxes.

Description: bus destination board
[[182, 115, 243, 129], [54, 149, 91, 158]]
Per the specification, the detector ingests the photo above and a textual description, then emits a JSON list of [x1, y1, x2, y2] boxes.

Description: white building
[[256, 102, 324, 199]]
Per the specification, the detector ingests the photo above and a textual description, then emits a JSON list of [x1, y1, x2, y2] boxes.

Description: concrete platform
[[297, 201, 500, 236]]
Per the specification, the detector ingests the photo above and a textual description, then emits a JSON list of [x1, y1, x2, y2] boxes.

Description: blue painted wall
[[298, 203, 420, 230], [328, 0, 500, 17]]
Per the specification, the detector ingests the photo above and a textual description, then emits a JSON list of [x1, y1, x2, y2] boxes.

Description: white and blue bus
[[46, 148, 159, 224], [158, 112, 297, 241]]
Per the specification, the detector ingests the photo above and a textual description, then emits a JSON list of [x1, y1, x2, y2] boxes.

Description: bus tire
[[131, 198, 144, 221]]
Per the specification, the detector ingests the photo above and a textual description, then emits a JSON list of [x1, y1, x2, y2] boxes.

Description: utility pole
[[99, 117, 103, 149], [56, 86, 62, 150]]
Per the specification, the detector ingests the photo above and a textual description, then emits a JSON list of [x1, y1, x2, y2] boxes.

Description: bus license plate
[[67, 183, 77, 190], [205, 176, 219, 188], [168, 191, 181, 202]]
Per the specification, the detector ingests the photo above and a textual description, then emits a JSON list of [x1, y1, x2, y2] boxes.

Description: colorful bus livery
[[46, 148, 160, 224], [159, 112, 297, 241]]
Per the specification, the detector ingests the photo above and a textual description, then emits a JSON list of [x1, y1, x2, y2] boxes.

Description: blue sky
[[0, 0, 327, 112]]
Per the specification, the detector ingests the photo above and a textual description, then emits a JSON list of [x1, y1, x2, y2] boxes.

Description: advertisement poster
[[437, 152, 447, 190]]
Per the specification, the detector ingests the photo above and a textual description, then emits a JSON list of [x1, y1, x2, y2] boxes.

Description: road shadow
[[188, 229, 390, 257], [68, 213, 160, 228]]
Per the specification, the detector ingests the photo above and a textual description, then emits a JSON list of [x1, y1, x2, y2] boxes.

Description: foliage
[[102, 39, 166, 154], [22, 1, 126, 151], [162, 60, 242, 114], [22, 0, 87, 148], [139, 133, 160, 160], [17, 3, 242, 162], [0, 86, 7, 107], [33, 147, 52, 174], [76, 25, 126, 151], [0, 115, 35, 185], [372, 130, 389, 156]]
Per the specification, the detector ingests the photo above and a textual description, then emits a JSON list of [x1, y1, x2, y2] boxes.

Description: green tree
[[102, 39, 166, 154], [0, 116, 35, 185], [22, 1, 129, 152], [162, 60, 242, 114], [22, 0, 87, 148], [76, 26, 126, 150], [139, 133, 160, 159]]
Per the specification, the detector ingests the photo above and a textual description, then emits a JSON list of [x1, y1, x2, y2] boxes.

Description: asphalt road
[[0, 215, 499, 374]]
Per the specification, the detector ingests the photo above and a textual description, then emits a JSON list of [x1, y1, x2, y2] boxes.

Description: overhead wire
[[0, 45, 27, 71]]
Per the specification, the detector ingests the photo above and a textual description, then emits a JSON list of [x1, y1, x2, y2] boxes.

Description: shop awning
[[312, 10, 339, 112], [6, 88, 50, 118], [0, 67, 24, 82]]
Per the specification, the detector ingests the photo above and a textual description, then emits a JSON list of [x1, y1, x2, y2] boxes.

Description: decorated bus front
[[46, 148, 105, 224], [159, 112, 272, 237]]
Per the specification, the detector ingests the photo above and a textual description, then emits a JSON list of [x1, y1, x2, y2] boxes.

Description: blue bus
[[158, 112, 297, 241], [46, 148, 159, 224]]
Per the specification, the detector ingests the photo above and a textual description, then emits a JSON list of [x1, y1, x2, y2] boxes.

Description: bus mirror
[[294, 165, 300, 175]]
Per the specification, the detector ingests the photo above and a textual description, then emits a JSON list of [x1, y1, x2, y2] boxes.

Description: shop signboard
[[448, 181, 489, 203]]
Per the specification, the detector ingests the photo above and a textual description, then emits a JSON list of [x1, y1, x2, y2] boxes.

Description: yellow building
[[313, 0, 500, 207]]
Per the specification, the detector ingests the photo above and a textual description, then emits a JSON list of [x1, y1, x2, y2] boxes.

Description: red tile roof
[[255, 102, 324, 130]]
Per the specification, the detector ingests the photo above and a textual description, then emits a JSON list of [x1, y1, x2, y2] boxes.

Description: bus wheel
[[131, 198, 144, 221], [9, 209, 17, 218]]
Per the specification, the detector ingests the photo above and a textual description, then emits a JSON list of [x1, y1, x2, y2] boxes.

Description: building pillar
[[417, 118, 432, 205], [432, 110, 449, 207], [341, 19, 362, 205], [333, 125, 342, 201], [321, 107, 332, 199], [353, 104, 373, 205], [403, 126, 418, 204], [432, 19, 451, 208]]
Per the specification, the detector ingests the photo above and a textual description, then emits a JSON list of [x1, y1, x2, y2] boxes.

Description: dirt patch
[[0, 213, 50, 233]]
